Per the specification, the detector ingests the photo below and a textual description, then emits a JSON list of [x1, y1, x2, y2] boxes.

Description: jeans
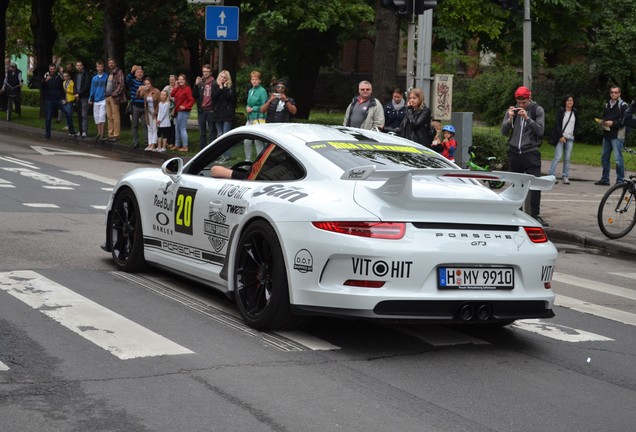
[[215, 120, 232, 137], [45, 100, 75, 137], [76, 97, 89, 134], [600, 137, 625, 183], [216, 120, 233, 157], [175, 111, 190, 148], [131, 104, 147, 146], [198, 110, 215, 149], [549, 138, 573, 178]]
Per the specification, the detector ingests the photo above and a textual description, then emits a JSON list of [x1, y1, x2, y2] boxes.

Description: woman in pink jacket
[[170, 74, 195, 152]]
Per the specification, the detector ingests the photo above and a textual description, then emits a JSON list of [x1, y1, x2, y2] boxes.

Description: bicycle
[[1, 83, 20, 122], [597, 147, 636, 239], [465, 145, 505, 189]]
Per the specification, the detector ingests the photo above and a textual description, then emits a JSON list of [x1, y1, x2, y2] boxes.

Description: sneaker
[[157, 148, 167, 153], [534, 215, 549, 227], [562, 177, 570, 184], [81, 132, 87, 138], [594, 180, 610, 186]]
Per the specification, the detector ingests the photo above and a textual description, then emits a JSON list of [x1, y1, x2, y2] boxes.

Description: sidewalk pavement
[[3, 120, 636, 256], [540, 160, 636, 257]]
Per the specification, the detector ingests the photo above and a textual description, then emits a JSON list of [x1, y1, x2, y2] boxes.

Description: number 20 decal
[[174, 187, 197, 235]]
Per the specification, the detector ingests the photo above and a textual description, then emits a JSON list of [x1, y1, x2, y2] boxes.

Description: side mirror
[[161, 157, 183, 181]]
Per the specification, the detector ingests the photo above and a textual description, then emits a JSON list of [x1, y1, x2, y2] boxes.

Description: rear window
[[307, 141, 454, 170]]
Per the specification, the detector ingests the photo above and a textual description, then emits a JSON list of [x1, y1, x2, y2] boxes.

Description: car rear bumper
[[292, 300, 554, 323]]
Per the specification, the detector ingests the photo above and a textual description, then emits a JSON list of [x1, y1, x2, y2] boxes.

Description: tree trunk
[[103, 0, 127, 67], [372, 3, 401, 102], [0, 0, 8, 79], [30, 0, 57, 117], [104, 0, 128, 126]]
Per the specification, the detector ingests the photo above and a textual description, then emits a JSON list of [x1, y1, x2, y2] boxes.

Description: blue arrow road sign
[[205, 6, 239, 41]]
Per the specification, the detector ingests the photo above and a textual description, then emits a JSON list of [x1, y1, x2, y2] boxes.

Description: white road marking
[[102, 187, 113, 192], [3, 168, 79, 188], [61, 170, 118, 186], [512, 319, 613, 342], [0, 270, 194, 359], [610, 272, 636, 280], [0, 177, 14, 188], [556, 295, 636, 327], [0, 156, 38, 168], [397, 325, 489, 346], [43, 186, 74, 190], [0, 361, 9, 371], [31, 146, 105, 158], [92, 205, 108, 210], [553, 272, 636, 301], [23, 203, 59, 208], [274, 331, 340, 351]]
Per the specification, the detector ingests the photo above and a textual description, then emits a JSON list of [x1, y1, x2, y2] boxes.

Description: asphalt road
[[1, 130, 635, 432]]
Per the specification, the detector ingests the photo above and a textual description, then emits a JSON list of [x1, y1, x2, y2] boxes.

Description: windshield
[[307, 141, 454, 170]]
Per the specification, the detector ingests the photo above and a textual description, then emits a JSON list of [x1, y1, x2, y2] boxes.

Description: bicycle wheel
[[597, 182, 636, 239]]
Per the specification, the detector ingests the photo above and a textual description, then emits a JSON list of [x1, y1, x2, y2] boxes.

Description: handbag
[[549, 111, 573, 146]]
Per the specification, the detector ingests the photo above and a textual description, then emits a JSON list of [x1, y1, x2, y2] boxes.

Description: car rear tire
[[234, 220, 299, 330], [109, 188, 146, 272]]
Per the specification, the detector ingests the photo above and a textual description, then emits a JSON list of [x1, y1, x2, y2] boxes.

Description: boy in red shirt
[[441, 124, 457, 161]]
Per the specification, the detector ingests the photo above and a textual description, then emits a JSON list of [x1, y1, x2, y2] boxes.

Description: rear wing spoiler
[[340, 165, 555, 203]]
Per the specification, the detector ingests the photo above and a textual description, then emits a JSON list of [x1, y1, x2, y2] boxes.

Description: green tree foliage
[[588, 0, 636, 93], [240, 0, 375, 118]]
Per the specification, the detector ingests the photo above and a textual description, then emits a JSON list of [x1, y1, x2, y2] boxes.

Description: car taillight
[[524, 226, 548, 243], [312, 222, 406, 239]]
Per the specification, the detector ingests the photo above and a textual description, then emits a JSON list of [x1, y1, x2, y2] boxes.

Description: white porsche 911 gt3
[[103, 123, 557, 330]]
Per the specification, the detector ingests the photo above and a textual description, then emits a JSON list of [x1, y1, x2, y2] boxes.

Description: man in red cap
[[501, 85, 547, 226]]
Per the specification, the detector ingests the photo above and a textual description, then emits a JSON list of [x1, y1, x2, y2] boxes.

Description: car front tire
[[109, 188, 146, 272]]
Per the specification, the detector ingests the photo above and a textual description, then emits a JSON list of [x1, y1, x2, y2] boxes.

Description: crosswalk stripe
[[61, 170, 118, 186], [0, 361, 9, 371], [556, 295, 636, 327], [553, 272, 636, 301], [0, 270, 194, 360], [512, 319, 613, 342]]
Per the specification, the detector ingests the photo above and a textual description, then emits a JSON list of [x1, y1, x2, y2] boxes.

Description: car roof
[[226, 123, 425, 148]]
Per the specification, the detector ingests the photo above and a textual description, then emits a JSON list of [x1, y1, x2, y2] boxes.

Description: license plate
[[438, 267, 514, 290]]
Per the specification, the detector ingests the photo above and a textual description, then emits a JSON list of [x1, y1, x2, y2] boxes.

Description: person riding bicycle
[[2, 63, 23, 116]]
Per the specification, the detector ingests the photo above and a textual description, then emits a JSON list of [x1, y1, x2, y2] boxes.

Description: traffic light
[[381, 0, 437, 15]]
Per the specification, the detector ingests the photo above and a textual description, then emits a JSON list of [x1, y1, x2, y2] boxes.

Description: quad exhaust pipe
[[459, 303, 492, 321]]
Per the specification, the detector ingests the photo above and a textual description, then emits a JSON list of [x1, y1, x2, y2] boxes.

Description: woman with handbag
[[549, 94, 578, 184]]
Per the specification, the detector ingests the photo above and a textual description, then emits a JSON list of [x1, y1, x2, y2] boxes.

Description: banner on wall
[[431, 74, 453, 121]]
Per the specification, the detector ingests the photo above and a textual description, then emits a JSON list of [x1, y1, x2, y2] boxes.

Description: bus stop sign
[[205, 6, 239, 41]]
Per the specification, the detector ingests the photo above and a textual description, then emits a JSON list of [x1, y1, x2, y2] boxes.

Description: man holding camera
[[501, 86, 547, 226], [193, 65, 216, 149], [260, 79, 297, 123]]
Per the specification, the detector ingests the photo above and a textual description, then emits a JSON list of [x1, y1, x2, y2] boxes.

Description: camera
[[273, 93, 281, 98]]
